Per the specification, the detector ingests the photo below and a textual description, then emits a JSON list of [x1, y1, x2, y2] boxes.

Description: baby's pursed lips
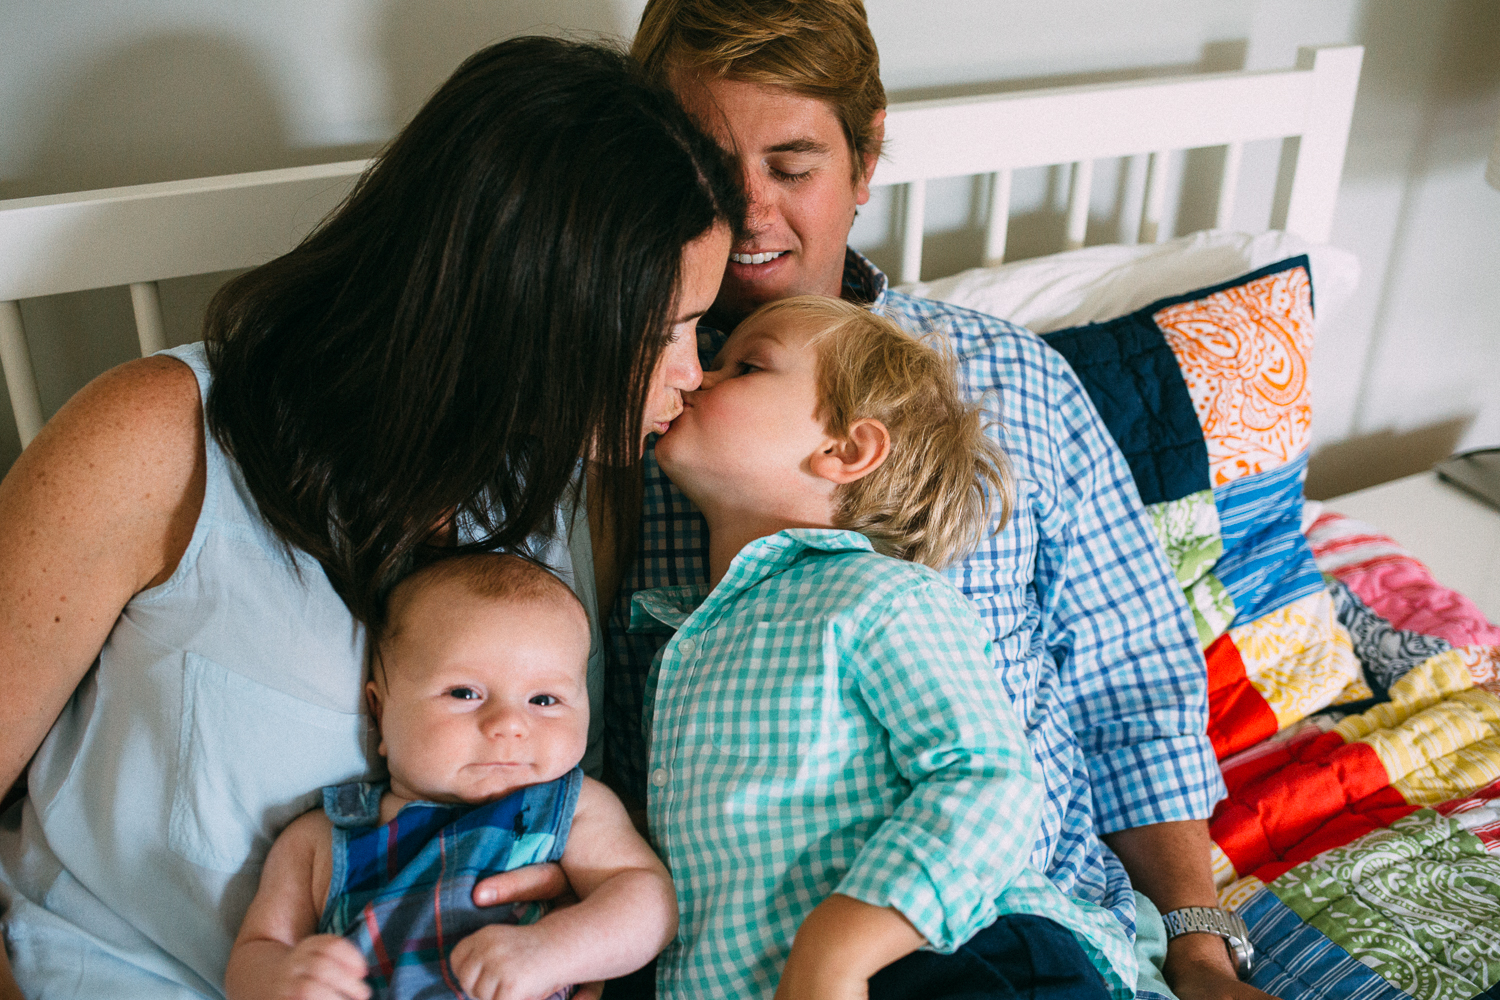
[[730, 250, 787, 265]]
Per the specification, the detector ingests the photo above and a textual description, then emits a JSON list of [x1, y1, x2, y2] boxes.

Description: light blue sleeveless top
[[0, 342, 605, 998]]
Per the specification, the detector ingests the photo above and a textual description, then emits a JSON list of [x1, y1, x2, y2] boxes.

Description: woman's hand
[[472, 862, 573, 910]]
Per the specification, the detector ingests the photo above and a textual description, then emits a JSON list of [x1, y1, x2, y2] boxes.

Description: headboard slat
[[1065, 160, 1094, 251], [1, 301, 43, 447], [130, 282, 169, 357], [983, 169, 1012, 266], [1216, 142, 1245, 230], [899, 180, 927, 285], [1140, 149, 1172, 245]]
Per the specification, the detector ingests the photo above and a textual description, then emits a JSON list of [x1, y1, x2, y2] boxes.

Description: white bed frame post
[[0, 47, 1362, 454], [1280, 45, 1363, 243]]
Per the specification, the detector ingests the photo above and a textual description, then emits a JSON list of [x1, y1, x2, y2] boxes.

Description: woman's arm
[[0, 356, 204, 802], [448, 777, 676, 1000]]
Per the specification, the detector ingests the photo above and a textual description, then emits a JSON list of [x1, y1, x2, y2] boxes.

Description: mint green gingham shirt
[[635, 529, 1136, 1000]]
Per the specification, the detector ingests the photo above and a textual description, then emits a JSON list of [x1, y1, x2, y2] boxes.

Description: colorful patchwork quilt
[[1042, 258, 1500, 1000]]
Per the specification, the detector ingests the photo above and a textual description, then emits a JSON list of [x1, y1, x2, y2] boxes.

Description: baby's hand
[[272, 935, 369, 1000], [449, 924, 567, 1000]]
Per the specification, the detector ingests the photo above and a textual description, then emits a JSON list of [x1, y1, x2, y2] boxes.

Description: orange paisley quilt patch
[[1154, 266, 1314, 486]]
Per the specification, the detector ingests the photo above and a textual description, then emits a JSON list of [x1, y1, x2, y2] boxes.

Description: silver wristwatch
[[1160, 906, 1255, 979]]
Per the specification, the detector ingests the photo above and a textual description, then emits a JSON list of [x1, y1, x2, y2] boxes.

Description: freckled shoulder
[[0, 354, 207, 800]]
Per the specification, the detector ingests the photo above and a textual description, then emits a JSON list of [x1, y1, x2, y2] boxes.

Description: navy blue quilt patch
[[1043, 313, 1209, 507]]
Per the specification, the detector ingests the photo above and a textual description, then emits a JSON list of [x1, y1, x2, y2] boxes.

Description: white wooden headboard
[[0, 44, 1361, 450]]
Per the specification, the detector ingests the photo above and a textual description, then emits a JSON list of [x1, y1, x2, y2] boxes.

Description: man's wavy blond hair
[[632, 0, 885, 182], [752, 296, 1013, 569]]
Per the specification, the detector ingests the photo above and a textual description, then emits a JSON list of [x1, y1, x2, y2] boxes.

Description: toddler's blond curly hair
[[749, 295, 1013, 569]]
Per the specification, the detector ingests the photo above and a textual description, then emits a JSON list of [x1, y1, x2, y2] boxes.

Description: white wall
[[3, 0, 1498, 498]]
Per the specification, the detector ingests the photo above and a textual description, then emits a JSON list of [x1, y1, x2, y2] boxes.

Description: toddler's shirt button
[[679, 638, 696, 655], [650, 768, 670, 787]]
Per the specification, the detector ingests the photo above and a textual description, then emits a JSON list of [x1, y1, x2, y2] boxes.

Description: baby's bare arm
[[226, 811, 369, 1000], [450, 777, 677, 1000]]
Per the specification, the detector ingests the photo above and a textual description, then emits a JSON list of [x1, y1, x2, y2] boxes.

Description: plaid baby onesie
[[318, 769, 582, 999]]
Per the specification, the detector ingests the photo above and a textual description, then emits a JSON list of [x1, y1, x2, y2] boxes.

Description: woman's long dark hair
[[204, 37, 744, 627]]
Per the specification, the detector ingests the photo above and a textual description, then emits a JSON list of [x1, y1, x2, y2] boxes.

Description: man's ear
[[811, 417, 890, 485], [855, 109, 887, 206]]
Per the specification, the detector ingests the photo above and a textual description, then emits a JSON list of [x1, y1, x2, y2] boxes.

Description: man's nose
[[742, 168, 775, 233]]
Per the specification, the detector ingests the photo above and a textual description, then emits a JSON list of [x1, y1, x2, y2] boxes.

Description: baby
[[227, 554, 676, 1000], [637, 295, 1137, 1000]]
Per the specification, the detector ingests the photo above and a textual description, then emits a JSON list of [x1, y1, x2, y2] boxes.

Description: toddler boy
[[638, 295, 1137, 999]]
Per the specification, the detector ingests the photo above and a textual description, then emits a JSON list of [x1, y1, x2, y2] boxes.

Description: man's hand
[[472, 862, 572, 910], [1103, 820, 1281, 1000], [1165, 934, 1273, 1000], [269, 935, 370, 1000]]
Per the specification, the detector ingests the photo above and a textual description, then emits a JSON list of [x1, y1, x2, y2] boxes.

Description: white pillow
[[897, 229, 1360, 333]]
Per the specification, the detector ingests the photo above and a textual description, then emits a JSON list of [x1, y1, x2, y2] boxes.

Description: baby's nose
[[483, 704, 526, 737]]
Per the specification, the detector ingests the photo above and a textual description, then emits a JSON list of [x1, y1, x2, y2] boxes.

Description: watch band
[[1160, 906, 1255, 979]]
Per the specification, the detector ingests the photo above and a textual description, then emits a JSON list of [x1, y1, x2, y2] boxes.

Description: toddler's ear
[[811, 418, 889, 485]]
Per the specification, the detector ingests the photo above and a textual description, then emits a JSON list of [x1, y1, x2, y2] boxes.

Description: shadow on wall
[[1314, 0, 1500, 494], [1305, 416, 1474, 501], [378, 0, 632, 127], [0, 32, 381, 476]]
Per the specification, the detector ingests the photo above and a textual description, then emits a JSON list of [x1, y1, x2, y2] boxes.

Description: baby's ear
[[365, 680, 387, 755], [811, 418, 890, 485]]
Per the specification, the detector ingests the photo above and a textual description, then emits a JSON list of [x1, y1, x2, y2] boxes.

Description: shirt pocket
[[701, 619, 829, 760], [169, 652, 374, 873]]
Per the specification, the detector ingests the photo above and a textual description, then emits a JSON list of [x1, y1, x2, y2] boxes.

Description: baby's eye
[[529, 694, 559, 707], [736, 361, 760, 375], [448, 687, 481, 701]]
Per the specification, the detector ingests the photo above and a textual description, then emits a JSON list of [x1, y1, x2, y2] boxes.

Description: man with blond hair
[[604, 3, 1271, 1000]]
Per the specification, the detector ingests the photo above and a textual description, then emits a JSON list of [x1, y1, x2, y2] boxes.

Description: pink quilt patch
[[1306, 510, 1500, 647]]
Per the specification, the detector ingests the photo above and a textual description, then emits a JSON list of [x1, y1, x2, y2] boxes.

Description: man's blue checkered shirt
[[603, 249, 1226, 935]]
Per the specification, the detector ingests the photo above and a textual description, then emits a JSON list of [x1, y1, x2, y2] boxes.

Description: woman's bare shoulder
[[16, 354, 207, 587], [36, 354, 204, 471]]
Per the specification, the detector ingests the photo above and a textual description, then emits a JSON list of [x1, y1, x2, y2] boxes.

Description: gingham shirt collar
[[630, 529, 874, 633]]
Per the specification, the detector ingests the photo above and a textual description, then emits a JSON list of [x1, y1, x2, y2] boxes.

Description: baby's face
[[655, 310, 829, 506], [369, 580, 590, 806]]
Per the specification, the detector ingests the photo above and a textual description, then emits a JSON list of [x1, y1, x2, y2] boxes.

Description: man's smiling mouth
[[730, 250, 787, 264]]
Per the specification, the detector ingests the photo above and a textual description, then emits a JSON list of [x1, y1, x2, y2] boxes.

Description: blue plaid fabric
[[603, 249, 1225, 936], [319, 770, 582, 1000]]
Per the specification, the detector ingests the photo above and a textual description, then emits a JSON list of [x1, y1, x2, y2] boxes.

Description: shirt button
[[678, 638, 697, 655], [650, 768, 670, 787]]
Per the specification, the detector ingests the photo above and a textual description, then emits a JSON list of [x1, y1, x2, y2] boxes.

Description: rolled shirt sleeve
[[834, 581, 1041, 952]]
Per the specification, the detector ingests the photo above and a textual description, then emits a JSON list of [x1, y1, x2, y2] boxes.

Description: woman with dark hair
[[0, 37, 742, 999]]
